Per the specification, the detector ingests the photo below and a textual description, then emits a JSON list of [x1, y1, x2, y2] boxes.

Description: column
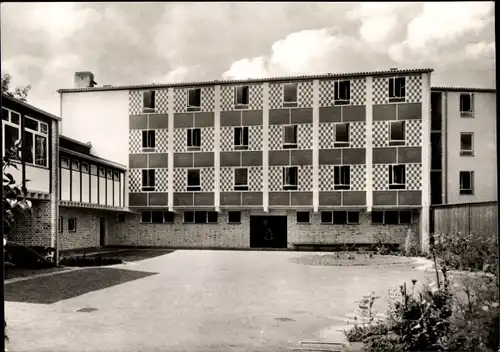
[[312, 80, 319, 213], [365, 77, 373, 212], [214, 85, 221, 212], [167, 88, 174, 211], [421, 72, 431, 253], [262, 83, 269, 213]]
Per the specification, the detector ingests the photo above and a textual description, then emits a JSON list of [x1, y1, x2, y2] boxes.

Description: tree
[[1, 73, 31, 102], [3, 141, 32, 240]]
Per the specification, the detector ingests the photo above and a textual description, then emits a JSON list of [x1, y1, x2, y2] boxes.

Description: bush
[[59, 255, 123, 267], [345, 232, 499, 352]]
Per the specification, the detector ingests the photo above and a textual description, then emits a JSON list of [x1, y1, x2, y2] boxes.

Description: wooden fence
[[431, 201, 498, 236]]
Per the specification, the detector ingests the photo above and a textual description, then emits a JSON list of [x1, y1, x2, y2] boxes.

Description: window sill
[[460, 152, 474, 157], [283, 186, 298, 191], [187, 107, 201, 112], [389, 185, 406, 190], [334, 143, 350, 148], [283, 102, 298, 108], [334, 100, 350, 106], [459, 191, 474, 195], [186, 187, 201, 192], [234, 145, 249, 151], [187, 147, 201, 152], [460, 112, 474, 118], [234, 186, 249, 191], [234, 104, 249, 110], [334, 186, 351, 191], [389, 141, 405, 147], [388, 97, 406, 103], [283, 144, 298, 149]]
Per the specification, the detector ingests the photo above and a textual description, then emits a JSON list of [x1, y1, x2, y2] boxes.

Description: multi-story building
[[57, 68, 433, 252], [429, 87, 497, 205], [2, 93, 128, 254]]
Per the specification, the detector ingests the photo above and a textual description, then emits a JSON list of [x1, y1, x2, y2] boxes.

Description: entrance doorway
[[250, 215, 288, 249], [99, 217, 106, 246]]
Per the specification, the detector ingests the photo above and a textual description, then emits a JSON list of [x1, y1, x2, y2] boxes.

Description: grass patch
[[5, 267, 157, 304], [289, 253, 415, 267]]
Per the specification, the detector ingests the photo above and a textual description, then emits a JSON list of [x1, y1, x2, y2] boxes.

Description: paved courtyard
[[5, 250, 434, 352]]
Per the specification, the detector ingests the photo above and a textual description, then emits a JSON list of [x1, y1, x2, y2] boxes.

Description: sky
[[1, 2, 495, 116]]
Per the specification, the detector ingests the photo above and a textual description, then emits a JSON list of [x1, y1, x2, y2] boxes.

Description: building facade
[[2, 93, 128, 253], [58, 68, 433, 251], [429, 87, 497, 206]]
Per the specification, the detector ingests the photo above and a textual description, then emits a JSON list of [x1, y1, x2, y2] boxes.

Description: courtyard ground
[[5, 250, 434, 352]]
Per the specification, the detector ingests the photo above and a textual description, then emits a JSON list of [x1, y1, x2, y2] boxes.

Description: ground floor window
[[68, 218, 77, 232], [184, 211, 218, 224], [141, 211, 175, 224], [321, 211, 359, 224], [296, 211, 310, 224], [228, 211, 241, 224], [371, 210, 412, 225]]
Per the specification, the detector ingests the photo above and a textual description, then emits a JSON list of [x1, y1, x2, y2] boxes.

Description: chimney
[[74, 71, 97, 88]]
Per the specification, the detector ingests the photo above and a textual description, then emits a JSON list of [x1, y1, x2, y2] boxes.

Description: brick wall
[[9, 200, 53, 246], [59, 207, 115, 250], [106, 209, 419, 248]]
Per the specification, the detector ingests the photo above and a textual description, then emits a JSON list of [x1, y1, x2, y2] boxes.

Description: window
[[141, 211, 175, 223], [142, 169, 155, 191], [142, 130, 155, 151], [68, 218, 77, 232], [188, 88, 201, 109], [296, 211, 310, 224], [113, 171, 119, 181], [389, 121, 405, 146], [388, 77, 406, 102], [90, 165, 98, 175], [106, 170, 112, 180], [234, 127, 249, 150], [99, 168, 105, 177], [187, 169, 201, 191], [283, 125, 298, 148], [460, 93, 474, 117], [23, 116, 48, 167], [334, 165, 350, 190], [389, 165, 406, 190], [228, 211, 241, 224], [72, 160, 80, 172], [234, 168, 248, 191], [143, 91, 156, 112], [334, 80, 350, 104], [283, 166, 298, 190], [61, 157, 70, 169], [372, 211, 412, 225], [283, 83, 298, 107], [234, 86, 249, 106], [334, 123, 349, 147], [81, 163, 89, 173], [460, 133, 473, 156], [321, 211, 359, 224], [184, 211, 218, 224], [187, 128, 201, 149], [459, 171, 474, 195], [58, 217, 63, 233], [2, 108, 20, 159]]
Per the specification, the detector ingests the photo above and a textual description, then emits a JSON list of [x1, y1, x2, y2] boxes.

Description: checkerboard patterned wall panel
[[351, 79, 366, 106], [201, 87, 215, 112], [129, 90, 142, 115], [298, 124, 313, 149], [406, 163, 422, 190], [201, 167, 215, 192], [406, 75, 422, 103], [248, 166, 263, 191], [155, 89, 168, 113], [298, 81, 313, 108], [405, 120, 422, 147], [129, 169, 141, 192], [174, 128, 187, 153], [298, 165, 313, 191], [269, 166, 282, 191], [129, 89, 168, 114], [319, 165, 334, 192], [220, 167, 233, 192], [269, 125, 282, 150], [350, 122, 366, 148], [318, 165, 366, 192], [319, 80, 334, 107], [351, 164, 366, 191], [220, 127, 234, 152], [249, 84, 263, 110], [156, 168, 168, 192], [201, 128, 215, 152], [319, 123, 335, 149], [173, 168, 186, 192], [174, 89, 187, 113], [220, 86, 233, 111], [156, 129, 169, 153], [373, 78, 389, 105], [372, 121, 389, 148], [269, 84, 282, 110], [248, 125, 263, 150], [373, 164, 389, 191], [129, 130, 142, 154]]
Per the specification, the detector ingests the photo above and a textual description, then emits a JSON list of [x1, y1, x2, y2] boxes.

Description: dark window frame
[[283, 166, 298, 191], [334, 122, 350, 147], [296, 211, 310, 224], [68, 218, 77, 232], [334, 80, 351, 104], [459, 132, 474, 156], [228, 211, 241, 224], [234, 85, 250, 106], [389, 121, 405, 146], [459, 171, 474, 195]]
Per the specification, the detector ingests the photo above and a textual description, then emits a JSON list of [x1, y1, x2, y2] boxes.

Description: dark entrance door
[[99, 217, 106, 246], [250, 215, 287, 249]]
